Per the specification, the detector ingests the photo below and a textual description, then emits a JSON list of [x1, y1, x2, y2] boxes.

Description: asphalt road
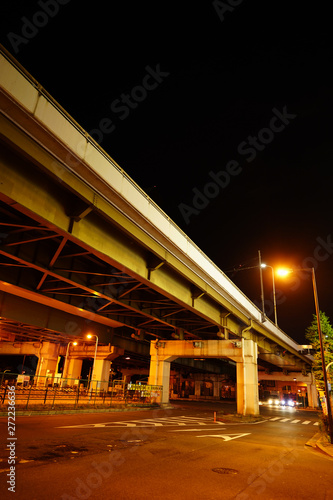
[[1, 401, 332, 500]]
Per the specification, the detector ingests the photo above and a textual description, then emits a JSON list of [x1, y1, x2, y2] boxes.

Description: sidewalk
[[0, 403, 160, 417]]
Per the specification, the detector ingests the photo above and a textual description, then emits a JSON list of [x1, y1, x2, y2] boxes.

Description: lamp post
[[277, 266, 333, 443], [261, 263, 278, 326], [63, 341, 77, 380], [227, 251, 277, 324], [86, 334, 98, 390], [258, 250, 265, 322]]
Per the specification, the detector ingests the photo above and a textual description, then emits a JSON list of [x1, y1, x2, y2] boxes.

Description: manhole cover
[[212, 467, 239, 475]]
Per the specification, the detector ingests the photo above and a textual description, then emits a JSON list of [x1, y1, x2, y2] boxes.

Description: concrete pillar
[[213, 378, 220, 399], [307, 382, 319, 408], [35, 342, 60, 386], [148, 354, 175, 405], [195, 380, 201, 397], [65, 358, 83, 385], [92, 359, 111, 391], [236, 339, 259, 415]]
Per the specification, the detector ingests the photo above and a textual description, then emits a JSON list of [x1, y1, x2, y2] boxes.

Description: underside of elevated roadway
[[0, 47, 313, 393]]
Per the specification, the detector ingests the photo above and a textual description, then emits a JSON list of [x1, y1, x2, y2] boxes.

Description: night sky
[[1, 1, 332, 344]]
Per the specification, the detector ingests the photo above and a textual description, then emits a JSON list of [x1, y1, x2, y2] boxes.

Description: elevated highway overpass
[[0, 47, 314, 414]]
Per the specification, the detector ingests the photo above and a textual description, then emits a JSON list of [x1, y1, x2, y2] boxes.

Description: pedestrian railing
[[0, 373, 162, 410]]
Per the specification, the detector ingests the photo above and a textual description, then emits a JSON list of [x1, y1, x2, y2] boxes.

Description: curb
[[305, 432, 333, 458], [0, 404, 164, 417]]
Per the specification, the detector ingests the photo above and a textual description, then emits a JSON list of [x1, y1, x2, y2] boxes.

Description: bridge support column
[[307, 382, 319, 408], [91, 359, 111, 391], [148, 357, 171, 405], [236, 339, 259, 416], [148, 346, 177, 405], [213, 379, 220, 398], [64, 358, 83, 385], [35, 342, 60, 386]]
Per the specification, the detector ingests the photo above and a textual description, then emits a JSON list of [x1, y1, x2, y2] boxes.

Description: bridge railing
[[0, 373, 162, 410]]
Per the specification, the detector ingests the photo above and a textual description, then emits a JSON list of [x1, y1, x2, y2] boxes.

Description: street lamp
[[63, 341, 78, 379], [276, 268, 290, 277], [226, 251, 276, 324], [277, 266, 333, 443], [261, 263, 278, 326], [86, 333, 98, 388]]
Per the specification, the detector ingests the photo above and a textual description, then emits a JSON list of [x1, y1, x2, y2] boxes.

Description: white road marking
[[57, 415, 320, 430], [197, 433, 251, 441], [57, 415, 216, 429], [170, 428, 227, 432], [268, 417, 318, 425]]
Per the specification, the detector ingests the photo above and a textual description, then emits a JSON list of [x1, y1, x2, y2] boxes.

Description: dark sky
[[1, 1, 332, 344]]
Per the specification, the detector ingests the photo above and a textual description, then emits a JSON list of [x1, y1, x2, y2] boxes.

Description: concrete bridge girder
[[0, 341, 42, 357], [0, 122, 247, 339], [0, 289, 120, 343], [150, 339, 243, 363], [60, 345, 124, 361], [0, 146, 240, 340], [0, 105, 246, 329]]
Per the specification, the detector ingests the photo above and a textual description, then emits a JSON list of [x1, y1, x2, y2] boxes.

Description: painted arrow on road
[[197, 433, 251, 441]]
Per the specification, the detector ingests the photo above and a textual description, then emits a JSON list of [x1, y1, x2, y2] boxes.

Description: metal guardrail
[[0, 373, 162, 410]]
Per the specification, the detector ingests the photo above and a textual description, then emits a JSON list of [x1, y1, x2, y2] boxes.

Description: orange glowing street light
[[276, 268, 292, 277], [276, 266, 333, 443]]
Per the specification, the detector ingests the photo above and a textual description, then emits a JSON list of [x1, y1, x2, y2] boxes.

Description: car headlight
[[268, 399, 273, 404]]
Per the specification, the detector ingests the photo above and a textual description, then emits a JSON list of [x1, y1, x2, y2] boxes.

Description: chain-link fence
[[0, 372, 162, 410]]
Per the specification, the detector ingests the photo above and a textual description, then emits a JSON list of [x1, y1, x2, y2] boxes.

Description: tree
[[305, 311, 333, 389]]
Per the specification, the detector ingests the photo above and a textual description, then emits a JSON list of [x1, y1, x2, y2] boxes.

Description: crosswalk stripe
[[268, 417, 317, 426]]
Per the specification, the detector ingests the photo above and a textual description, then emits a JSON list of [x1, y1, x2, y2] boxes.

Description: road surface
[[1, 401, 332, 499]]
